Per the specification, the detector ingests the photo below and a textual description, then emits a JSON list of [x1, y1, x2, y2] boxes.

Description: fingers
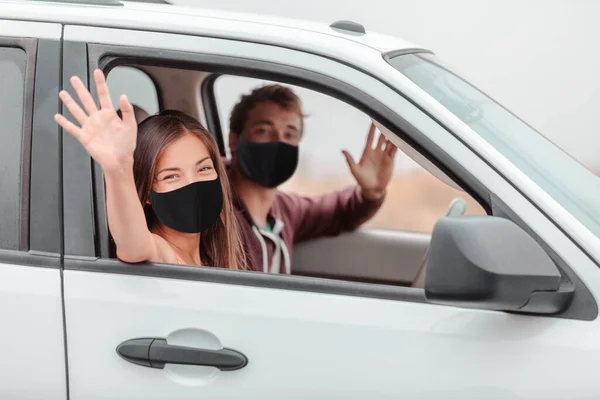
[[94, 69, 114, 110], [342, 150, 358, 175], [366, 122, 376, 148], [386, 141, 398, 158], [54, 113, 86, 144], [376, 132, 387, 151], [70, 75, 98, 115], [119, 94, 137, 127], [58, 90, 88, 126]]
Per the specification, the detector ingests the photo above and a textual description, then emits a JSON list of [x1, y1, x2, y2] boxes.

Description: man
[[228, 84, 397, 274]]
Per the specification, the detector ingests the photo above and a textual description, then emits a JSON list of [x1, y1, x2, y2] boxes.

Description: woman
[[56, 69, 246, 269]]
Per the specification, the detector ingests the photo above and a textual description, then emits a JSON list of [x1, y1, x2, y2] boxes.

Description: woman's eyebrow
[[196, 156, 211, 165], [156, 166, 181, 175]]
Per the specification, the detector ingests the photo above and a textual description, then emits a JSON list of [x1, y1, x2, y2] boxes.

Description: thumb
[[342, 150, 358, 175], [119, 94, 137, 127]]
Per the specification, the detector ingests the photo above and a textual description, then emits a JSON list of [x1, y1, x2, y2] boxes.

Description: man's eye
[[255, 128, 268, 135], [284, 132, 298, 140]]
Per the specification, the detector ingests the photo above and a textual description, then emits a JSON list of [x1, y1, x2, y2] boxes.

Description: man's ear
[[229, 132, 238, 158]]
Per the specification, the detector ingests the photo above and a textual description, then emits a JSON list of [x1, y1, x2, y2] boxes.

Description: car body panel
[[59, 24, 600, 399], [0, 0, 420, 53], [0, 263, 67, 400], [65, 269, 600, 400], [0, 19, 67, 399], [0, 2, 598, 399]]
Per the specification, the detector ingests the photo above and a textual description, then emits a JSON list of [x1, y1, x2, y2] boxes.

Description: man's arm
[[289, 122, 397, 242], [285, 185, 385, 243]]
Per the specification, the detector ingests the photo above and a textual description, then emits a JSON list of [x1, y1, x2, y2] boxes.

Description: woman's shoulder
[[149, 233, 182, 265]]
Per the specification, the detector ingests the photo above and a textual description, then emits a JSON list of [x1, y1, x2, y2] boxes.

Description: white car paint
[[1, 1, 599, 399], [60, 22, 600, 399], [0, 18, 67, 400], [65, 270, 600, 400], [0, 264, 67, 400]]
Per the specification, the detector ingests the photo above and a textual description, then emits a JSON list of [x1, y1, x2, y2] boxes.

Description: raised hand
[[342, 122, 398, 201], [55, 69, 138, 173]]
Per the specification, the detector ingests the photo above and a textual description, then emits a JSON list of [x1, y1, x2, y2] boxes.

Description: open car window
[[214, 74, 485, 234]]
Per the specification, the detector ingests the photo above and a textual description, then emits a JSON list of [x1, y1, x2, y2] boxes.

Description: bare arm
[[103, 166, 165, 263], [55, 69, 172, 264]]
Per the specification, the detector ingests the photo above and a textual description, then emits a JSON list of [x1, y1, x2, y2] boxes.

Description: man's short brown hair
[[229, 84, 304, 135]]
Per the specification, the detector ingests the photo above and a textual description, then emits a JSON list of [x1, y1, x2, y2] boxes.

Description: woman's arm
[[103, 165, 163, 263], [55, 69, 169, 264]]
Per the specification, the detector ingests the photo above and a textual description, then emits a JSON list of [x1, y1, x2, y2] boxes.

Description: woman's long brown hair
[[133, 110, 247, 270]]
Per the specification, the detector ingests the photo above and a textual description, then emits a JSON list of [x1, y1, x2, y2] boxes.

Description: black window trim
[[60, 41, 595, 321], [0, 37, 35, 253], [200, 73, 225, 156], [29, 38, 62, 258], [0, 37, 61, 269]]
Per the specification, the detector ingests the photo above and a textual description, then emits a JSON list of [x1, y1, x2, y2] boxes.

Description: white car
[[1, 0, 600, 399]]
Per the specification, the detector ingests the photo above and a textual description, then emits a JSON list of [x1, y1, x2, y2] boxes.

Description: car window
[[0, 47, 27, 250], [214, 75, 485, 233], [106, 66, 159, 118], [388, 52, 600, 239]]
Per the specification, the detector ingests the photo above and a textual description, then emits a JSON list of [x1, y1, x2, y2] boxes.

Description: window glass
[[389, 53, 600, 238], [0, 47, 27, 250], [106, 66, 159, 119], [214, 75, 485, 233]]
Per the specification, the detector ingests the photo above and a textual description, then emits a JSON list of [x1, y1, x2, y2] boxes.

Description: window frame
[[0, 36, 61, 266], [106, 64, 162, 117], [0, 38, 35, 252], [60, 37, 596, 321]]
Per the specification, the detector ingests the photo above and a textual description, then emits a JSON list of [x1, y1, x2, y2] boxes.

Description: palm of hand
[[55, 70, 139, 172], [343, 123, 398, 198], [80, 110, 137, 168], [353, 149, 395, 193]]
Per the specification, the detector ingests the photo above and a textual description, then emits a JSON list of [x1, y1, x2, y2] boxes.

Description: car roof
[[0, 0, 424, 54]]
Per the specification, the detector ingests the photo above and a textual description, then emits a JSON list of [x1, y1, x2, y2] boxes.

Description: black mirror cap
[[425, 216, 573, 314]]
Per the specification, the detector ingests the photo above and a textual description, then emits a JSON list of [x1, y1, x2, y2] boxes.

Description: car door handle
[[117, 338, 248, 371]]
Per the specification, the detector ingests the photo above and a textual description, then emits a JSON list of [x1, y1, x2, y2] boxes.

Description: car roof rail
[[330, 20, 366, 35], [122, 0, 173, 3], [30, 0, 122, 5], [29, 0, 173, 6]]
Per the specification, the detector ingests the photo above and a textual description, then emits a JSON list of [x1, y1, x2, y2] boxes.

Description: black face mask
[[149, 177, 223, 233], [237, 135, 299, 188]]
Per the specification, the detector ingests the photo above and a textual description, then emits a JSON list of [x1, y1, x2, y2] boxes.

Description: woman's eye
[[198, 166, 213, 173], [164, 174, 177, 180]]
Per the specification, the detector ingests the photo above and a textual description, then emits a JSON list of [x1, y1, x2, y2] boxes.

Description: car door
[[61, 24, 600, 400], [0, 20, 67, 399]]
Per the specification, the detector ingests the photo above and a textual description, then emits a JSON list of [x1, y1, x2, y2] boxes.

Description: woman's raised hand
[[55, 69, 138, 173]]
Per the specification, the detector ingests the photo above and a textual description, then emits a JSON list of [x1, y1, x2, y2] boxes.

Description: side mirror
[[425, 216, 574, 314]]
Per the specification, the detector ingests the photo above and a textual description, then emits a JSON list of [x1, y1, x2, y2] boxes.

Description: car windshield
[[387, 52, 600, 239]]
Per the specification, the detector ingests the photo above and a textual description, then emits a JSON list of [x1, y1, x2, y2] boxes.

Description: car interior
[[103, 61, 487, 288]]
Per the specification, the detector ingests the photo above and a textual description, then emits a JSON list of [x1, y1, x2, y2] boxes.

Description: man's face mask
[[236, 135, 299, 188], [149, 177, 223, 233]]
